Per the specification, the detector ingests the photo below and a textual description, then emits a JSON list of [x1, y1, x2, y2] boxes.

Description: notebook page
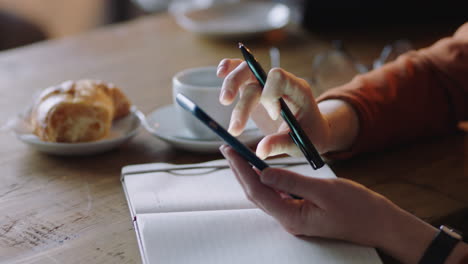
[[124, 166, 256, 214], [137, 208, 382, 264], [123, 158, 336, 215]]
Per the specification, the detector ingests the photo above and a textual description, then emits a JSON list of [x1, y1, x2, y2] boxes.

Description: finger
[[220, 61, 256, 105], [277, 121, 291, 133], [219, 145, 296, 217], [259, 167, 332, 206], [228, 82, 262, 136], [218, 59, 243, 105], [220, 144, 282, 214], [217, 58, 243, 77], [220, 145, 329, 237], [261, 68, 313, 119], [256, 131, 301, 159], [219, 145, 266, 211]]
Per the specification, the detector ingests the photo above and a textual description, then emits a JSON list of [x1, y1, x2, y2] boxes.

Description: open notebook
[[121, 157, 382, 264]]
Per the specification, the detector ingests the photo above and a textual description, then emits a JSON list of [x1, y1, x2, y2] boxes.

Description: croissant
[[30, 80, 131, 143]]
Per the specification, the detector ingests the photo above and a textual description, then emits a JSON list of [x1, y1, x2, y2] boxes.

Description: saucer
[[12, 107, 141, 156], [139, 104, 263, 153], [169, 1, 290, 39]]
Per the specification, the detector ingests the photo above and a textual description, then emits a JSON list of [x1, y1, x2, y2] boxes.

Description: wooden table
[[0, 13, 466, 263]]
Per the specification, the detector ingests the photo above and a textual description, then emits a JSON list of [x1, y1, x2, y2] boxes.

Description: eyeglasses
[[310, 39, 413, 96]]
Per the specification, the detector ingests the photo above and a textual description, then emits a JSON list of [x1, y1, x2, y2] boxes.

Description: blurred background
[[0, 0, 145, 50], [0, 0, 465, 56], [1, 0, 465, 94]]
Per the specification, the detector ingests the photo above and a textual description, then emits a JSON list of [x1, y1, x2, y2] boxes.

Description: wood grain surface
[[0, 13, 466, 264]]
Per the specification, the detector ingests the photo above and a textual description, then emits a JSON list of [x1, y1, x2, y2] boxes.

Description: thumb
[[256, 132, 302, 159], [259, 167, 331, 205]]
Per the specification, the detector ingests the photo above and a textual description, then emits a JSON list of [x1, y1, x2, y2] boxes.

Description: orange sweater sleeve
[[317, 22, 468, 159]]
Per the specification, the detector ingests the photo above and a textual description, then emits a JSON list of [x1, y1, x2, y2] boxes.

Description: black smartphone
[[175, 93, 269, 171], [176, 93, 302, 200]]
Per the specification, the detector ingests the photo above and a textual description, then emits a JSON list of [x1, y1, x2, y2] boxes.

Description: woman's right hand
[[217, 58, 358, 159]]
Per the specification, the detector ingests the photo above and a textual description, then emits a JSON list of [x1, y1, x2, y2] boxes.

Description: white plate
[[12, 107, 141, 156], [138, 104, 263, 153], [170, 1, 290, 38]]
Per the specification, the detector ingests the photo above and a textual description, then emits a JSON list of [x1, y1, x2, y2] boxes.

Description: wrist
[[377, 203, 438, 264], [418, 226, 466, 264], [317, 99, 359, 153], [445, 241, 468, 264]]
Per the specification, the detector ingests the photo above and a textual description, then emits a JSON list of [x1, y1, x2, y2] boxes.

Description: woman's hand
[[219, 144, 439, 264], [217, 59, 359, 159], [219, 144, 391, 246]]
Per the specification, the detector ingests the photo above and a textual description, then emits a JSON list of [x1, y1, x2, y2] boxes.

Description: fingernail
[[219, 145, 227, 155], [217, 64, 225, 76], [219, 90, 226, 102], [272, 110, 279, 120], [228, 121, 239, 135], [266, 107, 278, 120], [260, 169, 276, 185], [255, 140, 268, 160], [220, 90, 232, 104], [256, 150, 266, 160]]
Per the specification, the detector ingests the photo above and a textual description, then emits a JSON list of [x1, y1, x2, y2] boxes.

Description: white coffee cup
[[172, 66, 236, 140]]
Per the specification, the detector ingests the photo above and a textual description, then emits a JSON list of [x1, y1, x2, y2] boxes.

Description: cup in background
[[172, 66, 236, 140]]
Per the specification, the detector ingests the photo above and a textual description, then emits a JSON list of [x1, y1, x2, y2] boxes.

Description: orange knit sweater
[[317, 22, 468, 159]]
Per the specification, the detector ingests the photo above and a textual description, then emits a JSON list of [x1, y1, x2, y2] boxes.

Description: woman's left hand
[[219, 144, 438, 264]]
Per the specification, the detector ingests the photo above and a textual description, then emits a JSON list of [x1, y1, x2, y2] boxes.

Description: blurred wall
[[0, 0, 108, 38]]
